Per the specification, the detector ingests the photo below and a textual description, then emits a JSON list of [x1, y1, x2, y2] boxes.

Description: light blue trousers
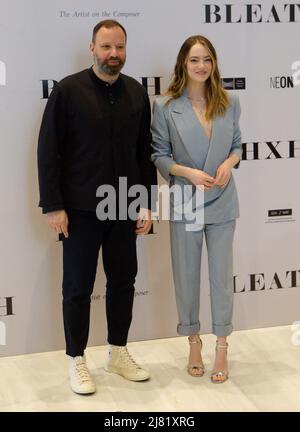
[[170, 219, 236, 337]]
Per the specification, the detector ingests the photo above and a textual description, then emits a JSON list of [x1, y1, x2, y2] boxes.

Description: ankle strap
[[216, 342, 228, 349], [188, 335, 201, 344]]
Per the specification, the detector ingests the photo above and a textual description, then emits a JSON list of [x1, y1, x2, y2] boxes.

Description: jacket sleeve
[[136, 92, 158, 211], [230, 95, 242, 169], [151, 98, 176, 181], [37, 84, 67, 213]]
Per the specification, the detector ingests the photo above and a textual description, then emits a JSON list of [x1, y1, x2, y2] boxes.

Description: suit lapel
[[203, 113, 234, 176], [168, 94, 237, 206], [170, 95, 212, 170]]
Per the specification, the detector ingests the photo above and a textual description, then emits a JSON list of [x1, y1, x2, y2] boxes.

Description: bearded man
[[37, 20, 157, 394]]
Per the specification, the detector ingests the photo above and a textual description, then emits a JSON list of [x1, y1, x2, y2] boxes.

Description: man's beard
[[94, 55, 125, 76]]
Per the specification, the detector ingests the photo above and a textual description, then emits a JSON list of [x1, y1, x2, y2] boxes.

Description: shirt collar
[[88, 66, 122, 91]]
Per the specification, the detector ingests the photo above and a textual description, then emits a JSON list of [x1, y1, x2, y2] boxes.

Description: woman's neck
[[186, 82, 206, 100]]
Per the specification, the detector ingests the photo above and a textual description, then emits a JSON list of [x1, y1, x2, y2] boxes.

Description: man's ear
[[89, 42, 94, 54]]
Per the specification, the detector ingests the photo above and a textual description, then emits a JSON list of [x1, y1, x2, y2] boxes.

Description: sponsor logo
[[222, 77, 246, 90], [270, 75, 294, 89], [266, 208, 294, 224]]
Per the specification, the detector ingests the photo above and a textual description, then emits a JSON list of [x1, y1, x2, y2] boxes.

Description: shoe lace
[[119, 347, 140, 370], [74, 358, 91, 382]]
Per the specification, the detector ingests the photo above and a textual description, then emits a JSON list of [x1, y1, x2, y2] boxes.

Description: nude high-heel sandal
[[187, 335, 205, 377], [211, 341, 229, 384]]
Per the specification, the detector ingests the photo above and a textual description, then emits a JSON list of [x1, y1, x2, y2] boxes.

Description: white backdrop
[[0, 0, 300, 356]]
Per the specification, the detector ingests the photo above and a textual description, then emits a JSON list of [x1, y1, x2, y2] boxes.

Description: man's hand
[[46, 210, 69, 238], [135, 208, 153, 235]]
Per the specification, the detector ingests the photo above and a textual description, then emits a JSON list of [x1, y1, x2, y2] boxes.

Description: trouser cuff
[[177, 322, 200, 336], [212, 323, 233, 337]]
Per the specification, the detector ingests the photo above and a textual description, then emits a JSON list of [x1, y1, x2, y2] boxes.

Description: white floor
[[0, 325, 299, 412]]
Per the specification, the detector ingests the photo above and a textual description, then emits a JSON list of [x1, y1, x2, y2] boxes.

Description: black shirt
[[37, 67, 157, 214]]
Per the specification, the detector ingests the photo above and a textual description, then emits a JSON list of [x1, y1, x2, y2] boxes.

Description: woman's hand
[[214, 160, 232, 188], [186, 167, 215, 190]]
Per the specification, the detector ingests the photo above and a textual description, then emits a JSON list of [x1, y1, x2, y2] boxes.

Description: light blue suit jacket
[[151, 92, 242, 223]]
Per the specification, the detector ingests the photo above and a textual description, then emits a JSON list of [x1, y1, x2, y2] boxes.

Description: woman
[[151, 35, 242, 383]]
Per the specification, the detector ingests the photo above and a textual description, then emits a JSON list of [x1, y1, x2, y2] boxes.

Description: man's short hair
[[92, 20, 127, 43]]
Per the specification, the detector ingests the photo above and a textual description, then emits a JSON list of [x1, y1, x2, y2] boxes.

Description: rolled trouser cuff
[[177, 322, 200, 336], [212, 323, 233, 337]]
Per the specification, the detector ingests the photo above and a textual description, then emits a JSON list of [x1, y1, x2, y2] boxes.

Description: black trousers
[[61, 210, 137, 357]]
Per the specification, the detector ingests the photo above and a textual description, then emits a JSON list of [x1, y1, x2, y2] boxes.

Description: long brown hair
[[166, 35, 229, 119]]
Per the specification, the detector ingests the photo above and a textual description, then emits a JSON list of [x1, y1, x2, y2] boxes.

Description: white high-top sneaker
[[105, 345, 150, 381], [69, 355, 96, 394]]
